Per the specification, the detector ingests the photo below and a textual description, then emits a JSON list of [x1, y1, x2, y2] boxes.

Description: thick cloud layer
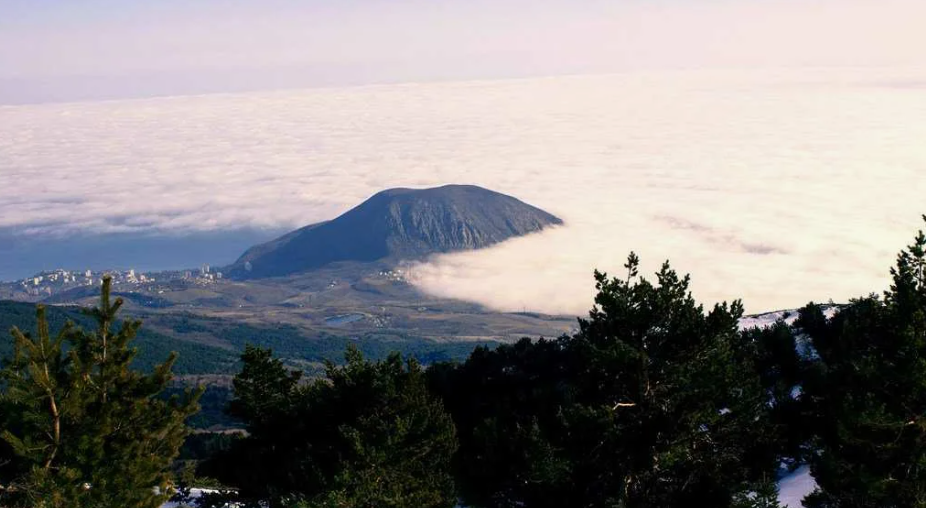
[[2, 67, 925, 313]]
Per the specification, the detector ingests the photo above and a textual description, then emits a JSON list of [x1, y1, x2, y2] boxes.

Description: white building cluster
[[181, 264, 223, 284], [11, 268, 158, 297], [3, 264, 231, 301]]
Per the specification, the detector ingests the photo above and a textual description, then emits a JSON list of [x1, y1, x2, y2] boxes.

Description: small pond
[[324, 313, 366, 326]]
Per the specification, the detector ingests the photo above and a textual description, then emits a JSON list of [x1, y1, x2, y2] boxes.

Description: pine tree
[[438, 254, 781, 508], [800, 218, 926, 508], [206, 346, 457, 508], [227, 345, 302, 428], [427, 337, 575, 508], [0, 306, 86, 506], [562, 255, 776, 508], [200, 345, 303, 504], [308, 348, 458, 508], [732, 479, 782, 508], [0, 276, 201, 508]]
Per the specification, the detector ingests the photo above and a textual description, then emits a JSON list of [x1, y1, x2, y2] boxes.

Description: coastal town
[[0, 264, 224, 302]]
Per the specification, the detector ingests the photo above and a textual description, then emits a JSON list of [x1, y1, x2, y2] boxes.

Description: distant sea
[[2, 67, 925, 313], [0, 229, 285, 281]]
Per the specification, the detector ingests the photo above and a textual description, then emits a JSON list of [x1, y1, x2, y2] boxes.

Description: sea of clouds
[[2, 67, 925, 314]]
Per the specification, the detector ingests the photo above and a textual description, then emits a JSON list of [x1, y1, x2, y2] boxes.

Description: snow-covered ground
[[162, 478, 816, 508], [739, 309, 835, 507], [161, 488, 240, 508], [738, 306, 839, 331], [739, 309, 800, 330], [778, 466, 815, 507]]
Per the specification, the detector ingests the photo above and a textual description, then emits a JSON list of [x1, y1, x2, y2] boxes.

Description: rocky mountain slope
[[229, 185, 562, 278]]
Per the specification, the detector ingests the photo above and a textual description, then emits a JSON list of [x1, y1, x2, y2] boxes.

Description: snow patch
[[778, 466, 815, 507]]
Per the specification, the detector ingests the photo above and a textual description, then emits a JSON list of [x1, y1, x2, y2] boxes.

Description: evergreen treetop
[[0, 276, 201, 508], [800, 217, 926, 508]]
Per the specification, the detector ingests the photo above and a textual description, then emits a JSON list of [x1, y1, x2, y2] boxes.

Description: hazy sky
[[2, 0, 925, 103]]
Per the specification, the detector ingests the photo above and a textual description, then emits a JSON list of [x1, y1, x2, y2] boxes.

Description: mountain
[[228, 185, 563, 278]]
